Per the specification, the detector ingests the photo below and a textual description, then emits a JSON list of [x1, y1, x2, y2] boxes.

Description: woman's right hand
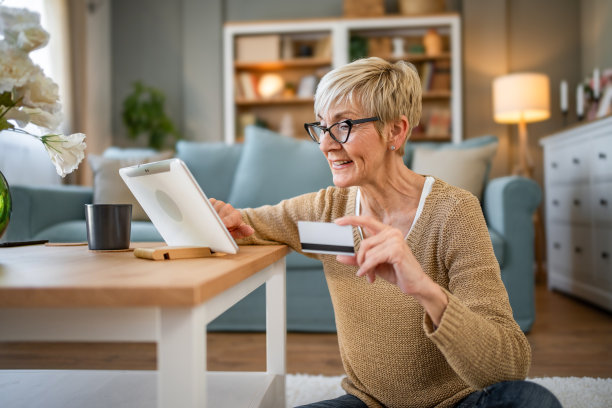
[[209, 198, 254, 240]]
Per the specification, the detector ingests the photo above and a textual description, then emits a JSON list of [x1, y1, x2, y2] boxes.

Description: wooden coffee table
[[0, 243, 289, 408]]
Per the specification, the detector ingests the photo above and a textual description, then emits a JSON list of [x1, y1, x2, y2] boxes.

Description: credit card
[[297, 221, 355, 256]]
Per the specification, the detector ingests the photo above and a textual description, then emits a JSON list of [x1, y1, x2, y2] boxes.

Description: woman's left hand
[[335, 215, 428, 296]]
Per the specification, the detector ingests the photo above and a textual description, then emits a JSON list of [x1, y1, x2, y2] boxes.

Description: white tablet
[[119, 158, 239, 254]]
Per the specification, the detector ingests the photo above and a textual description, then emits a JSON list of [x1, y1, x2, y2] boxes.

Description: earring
[[390, 146, 396, 151]]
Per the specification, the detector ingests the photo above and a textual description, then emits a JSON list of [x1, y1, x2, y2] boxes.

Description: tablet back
[[119, 158, 238, 254]]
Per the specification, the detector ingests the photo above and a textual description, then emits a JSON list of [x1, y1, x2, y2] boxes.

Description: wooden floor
[[207, 283, 612, 378], [1, 284, 611, 378]]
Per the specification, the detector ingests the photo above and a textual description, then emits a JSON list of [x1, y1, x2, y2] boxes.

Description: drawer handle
[[574, 246, 582, 254], [603, 252, 610, 260], [553, 242, 561, 250], [599, 152, 607, 160], [572, 157, 580, 165], [573, 199, 581, 206], [552, 199, 560, 206], [551, 162, 558, 169], [601, 199, 608, 206]]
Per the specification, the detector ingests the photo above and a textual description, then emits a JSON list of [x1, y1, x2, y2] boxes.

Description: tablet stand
[[134, 246, 215, 261]]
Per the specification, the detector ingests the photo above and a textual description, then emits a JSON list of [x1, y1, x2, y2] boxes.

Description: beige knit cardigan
[[239, 178, 531, 408]]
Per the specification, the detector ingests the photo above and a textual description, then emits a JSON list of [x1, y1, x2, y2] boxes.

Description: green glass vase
[[0, 170, 11, 239]]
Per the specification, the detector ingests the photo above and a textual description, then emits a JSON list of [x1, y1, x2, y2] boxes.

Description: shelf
[[423, 90, 451, 99], [236, 97, 314, 106], [236, 92, 448, 106], [235, 58, 332, 71], [387, 52, 451, 63]]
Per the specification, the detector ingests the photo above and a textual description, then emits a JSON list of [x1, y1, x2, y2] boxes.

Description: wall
[[581, 0, 612, 78], [507, 0, 582, 184], [111, 0, 182, 148], [109, 0, 604, 189]]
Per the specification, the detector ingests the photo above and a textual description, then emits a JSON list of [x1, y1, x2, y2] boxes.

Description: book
[[420, 62, 434, 91], [238, 72, 258, 100], [426, 107, 451, 139], [431, 60, 451, 91]]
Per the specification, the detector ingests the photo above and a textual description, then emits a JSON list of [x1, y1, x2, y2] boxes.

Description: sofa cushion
[[34, 220, 88, 242], [409, 136, 498, 200], [176, 140, 243, 203], [34, 220, 163, 243], [88, 151, 173, 221], [227, 126, 333, 208]]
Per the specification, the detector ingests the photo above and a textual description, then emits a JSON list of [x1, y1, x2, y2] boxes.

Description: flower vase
[[0, 170, 11, 239]]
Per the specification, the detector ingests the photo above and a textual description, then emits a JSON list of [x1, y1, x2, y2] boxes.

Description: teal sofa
[[3, 126, 541, 332]]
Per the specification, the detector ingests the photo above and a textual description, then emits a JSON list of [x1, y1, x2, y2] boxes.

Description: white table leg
[[266, 258, 286, 375], [266, 258, 286, 406], [158, 305, 207, 408]]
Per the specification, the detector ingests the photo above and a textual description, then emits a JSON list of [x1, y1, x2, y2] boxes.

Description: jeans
[[295, 394, 367, 408], [294, 380, 561, 408], [455, 380, 562, 408]]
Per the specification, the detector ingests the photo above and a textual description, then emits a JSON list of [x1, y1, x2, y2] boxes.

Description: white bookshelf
[[223, 14, 462, 144]]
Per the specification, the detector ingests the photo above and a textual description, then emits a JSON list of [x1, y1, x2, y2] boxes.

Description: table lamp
[[493, 72, 550, 178]]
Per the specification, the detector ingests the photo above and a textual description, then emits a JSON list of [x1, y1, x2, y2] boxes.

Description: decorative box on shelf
[[540, 115, 612, 312]]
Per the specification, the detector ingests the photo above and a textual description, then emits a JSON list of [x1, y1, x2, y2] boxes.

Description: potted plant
[[122, 81, 181, 150]]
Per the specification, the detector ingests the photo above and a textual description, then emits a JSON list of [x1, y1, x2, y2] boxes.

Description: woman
[[212, 57, 560, 408]]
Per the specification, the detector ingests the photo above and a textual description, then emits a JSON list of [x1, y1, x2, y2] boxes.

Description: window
[[3, 0, 54, 80]]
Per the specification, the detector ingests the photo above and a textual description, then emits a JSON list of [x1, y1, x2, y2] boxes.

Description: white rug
[[286, 374, 612, 408]]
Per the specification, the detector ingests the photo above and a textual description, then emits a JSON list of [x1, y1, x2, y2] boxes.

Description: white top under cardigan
[[355, 176, 435, 240]]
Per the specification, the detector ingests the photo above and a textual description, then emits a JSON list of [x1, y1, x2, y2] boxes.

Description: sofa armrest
[[483, 176, 542, 332], [3, 185, 93, 242], [483, 176, 541, 237]]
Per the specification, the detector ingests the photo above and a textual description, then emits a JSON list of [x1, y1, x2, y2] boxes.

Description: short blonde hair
[[314, 57, 422, 155]]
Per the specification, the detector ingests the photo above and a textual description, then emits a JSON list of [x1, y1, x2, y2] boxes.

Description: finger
[[211, 198, 225, 213], [224, 211, 244, 230], [356, 245, 392, 278], [230, 223, 254, 239], [335, 215, 386, 236], [367, 271, 376, 284], [336, 254, 358, 265]]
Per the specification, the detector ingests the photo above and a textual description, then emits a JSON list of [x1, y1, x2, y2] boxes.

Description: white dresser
[[540, 115, 612, 311]]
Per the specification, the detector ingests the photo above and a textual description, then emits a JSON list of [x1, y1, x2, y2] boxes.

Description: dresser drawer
[[546, 184, 591, 223], [545, 142, 590, 183], [592, 227, 612, 289], [591, 135, 612, 181], [547, 223, 593, 282], [591, 181, 612, 224]]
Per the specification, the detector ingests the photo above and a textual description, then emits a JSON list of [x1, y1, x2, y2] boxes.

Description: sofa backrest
[[226, 126, 334, 209], [176, 140, 243, 203]]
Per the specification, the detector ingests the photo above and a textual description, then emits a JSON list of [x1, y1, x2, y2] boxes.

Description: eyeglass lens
[[309, 122, 351, 144]]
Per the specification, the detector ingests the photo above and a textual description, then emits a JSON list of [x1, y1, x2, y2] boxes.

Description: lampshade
[[493, 73, 550, 124]]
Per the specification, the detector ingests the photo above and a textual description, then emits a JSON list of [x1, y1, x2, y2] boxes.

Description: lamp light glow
[[493, 73, 550, 124], [258, 73, 285, 99]]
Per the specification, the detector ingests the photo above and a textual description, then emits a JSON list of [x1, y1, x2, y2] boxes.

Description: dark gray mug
[[85, 204, 132, 250]]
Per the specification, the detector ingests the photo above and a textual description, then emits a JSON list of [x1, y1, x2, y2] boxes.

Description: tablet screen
[[119, 158, 239, 254]]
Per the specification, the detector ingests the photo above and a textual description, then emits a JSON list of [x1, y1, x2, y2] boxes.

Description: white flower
[[18, 70, 60, 112], [41, 133, 87, 178], [15, 25, 49, 52], [0, 47, 40, 93], [0, 5, 87, 178], [0, 6, 40, 32], [2, 106, 29, 127], [21, 106, 62, 130]]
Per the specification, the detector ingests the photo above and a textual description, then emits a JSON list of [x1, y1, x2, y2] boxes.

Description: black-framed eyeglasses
[[303, 116, 379, 144]]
